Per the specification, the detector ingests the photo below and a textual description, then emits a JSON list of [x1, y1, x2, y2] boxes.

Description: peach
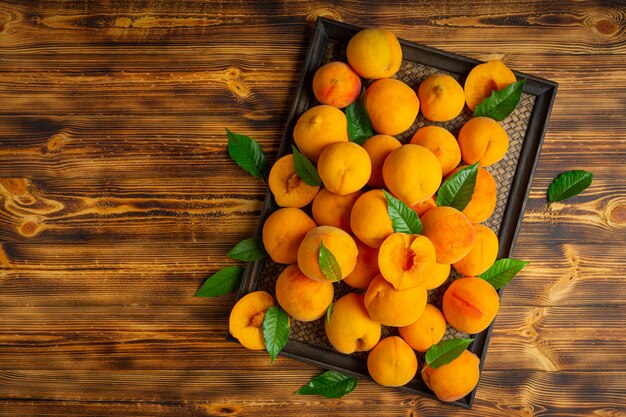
[[399, 304, 447, 352], [268, 154, 319, 207], [378, 233, 436, 290], [458, 117, 509, 167], [447, 166, 497, 223], [420, 206, 475, 264], [325, 292, 381, 354], [422, 262, 451, 290], [367, 336, 418, 387], [343, 238, 380, 289], [364, 274, 427, 327], [297, 225, 358, 282], [443, 276, 500, 334], [317, 141, 371, 195], [262, 208, 317, 264], [453, 224, 499, 276], [311, 188, 361, 232], [275, 264, 334, 322], [346, 28, 402, 79], [421, 350, 481, 402], [293, 105, 348, 163], [228, 291, 275, 350], [418, 74, 465, 122], [366, 78, 419, 135], [410, 126, 461, 176], [362, 135, 401, 188], [312, 61, 361, 108], [350, 189, 394, 248], [464, 60, 517, 111]]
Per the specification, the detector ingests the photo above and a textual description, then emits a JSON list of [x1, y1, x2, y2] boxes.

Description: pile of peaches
[[230, 27, 519, 402]]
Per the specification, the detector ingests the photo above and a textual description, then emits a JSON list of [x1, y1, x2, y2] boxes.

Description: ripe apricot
[[417, 74, 465, 122], [362, 135, 401, 188], [325, 292, 381, 354], [317, 141, 371, 195], [422, 262, 451, 290], [343, 238, 380, 289], [311, 188, 361, 232], [420, 206, 475, 264], [399, 304, 447, 352], [443, 276, 500, 334], [297, 225, 358, 282], [447, 166, 497, 223], [410, 126, 461, 176], [366, 79, 419, 136], [346, 28, 402, 80], [421, 349, 480, 402], [410, 196, 437, 217], [312, 61, 361, 108], [262, 208, 316, 264], [228, 291, 275, 350], [453, 224, 499, 276], [275, 264, 334, 322], [367, 336, 418, 387], [383, 144, 442, 206], [293, 105, 348, 163], [350, 189, 394, 249], [364, 274, 427, 327], [464, 60, 517, 111], [378, 233, 436, 290], [268, 154, 319, 208], [458, 117, 509, 167]]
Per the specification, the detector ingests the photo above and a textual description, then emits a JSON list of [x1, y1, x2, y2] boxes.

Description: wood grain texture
[[1, 0, 625, 415]]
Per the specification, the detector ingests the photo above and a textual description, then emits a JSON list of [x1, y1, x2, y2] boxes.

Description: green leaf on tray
[[227, 236, 267, 261], [479, 258, 529, 289], [326, 302, 334, 324], [194, 266, 244, 297], [547, 170, 593, 203], [425, 338, 474, 369], [226, 128, 268, 178], [383, 190, 422, 234], [262, 306, 290, 364], [295, 370, 357, 398], [346, 88, 373, 145], [474, 79, 526, 121], [291, 145, 322, 186], [318, 240, 342, 282], [436, 162, 478, 211]]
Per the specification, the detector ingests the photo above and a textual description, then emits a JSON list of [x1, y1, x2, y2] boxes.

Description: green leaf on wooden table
[[262, 306, 290, 364], [547, 170, 593, 203], [425, 338, 474, 369], [325, 302, 334, 324], [436, 162, 479, 211], [227, 236, 267, 261], [296, 370, 357, 398], [318, 240, 342, 282], [346, 88, 373, 145], [479, 258, 529, 289], [194, 266, 244, 297], [291, 145, 322, 186], [383, 190, 422, 234], [226, 128, 268, 178], [474, 79, 526, 121]]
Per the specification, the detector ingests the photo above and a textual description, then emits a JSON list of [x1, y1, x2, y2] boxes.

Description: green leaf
[[383, 190, 422, 234], [436, 163, 479, 211], [346, 88, 373, 145], [425, 338, 474, 369], [325, 302, 334, 324], [262, 306, 290, 364], [474, 79, 526, 121], [226, 128, 268, 178], [296, 371, 357, 398], [318, 240, 342, 282], [479, 258, 528, 289], [194, 266, 243, 297], [227, 236, 267, 261], [291, 145, 322, 186], [547, 170, 593, 203]]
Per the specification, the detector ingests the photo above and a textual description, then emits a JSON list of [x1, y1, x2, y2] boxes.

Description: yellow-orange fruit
[[317, 141, 371, 195], [263, 208, 317, 264], [229, 291, 275, 350], [421, 350, 480, 402], [268, 154, 319, 207], [311, 188, 361, 232], [350, 189, 394, 249], [420, 206, 475, 264], [453, 224, 499, 276], [399, 304, 447, 352], [422, 262, 451, 290], [447, 166, 497, 223], [458, 117, 509, 167], [367, 336, 418, 386], [275, 264, 334, 322], [410, 196, 437, 217], [362, 135, 401, 188], [418, 74, 465, 122], [410, 126, 461, 176], [312, 61, 361, 108], [366, 79, 419, 136], [378, 233, 436, 290], [297, 225, 358, 282], [293, 105, 348, 163], [346, 28, 402, 79], [464, 60, 517, 111], [343, 238, 380, 289], [364, 274, 427, 327], [326, 293, 381, 354], [383, 144, 442, 206], [443, 276, 500, 334]]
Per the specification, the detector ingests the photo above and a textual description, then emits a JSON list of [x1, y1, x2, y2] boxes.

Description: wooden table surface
[[1, 1, 625, 415]]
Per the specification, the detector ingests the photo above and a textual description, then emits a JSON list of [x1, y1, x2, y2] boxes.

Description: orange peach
[[275, 264, 334, 322], [268, 154, 319, 207], [421, 350, 481, 402], [464, 60, 517, 111], [228, 291, 275, 350], [378, 233, 436, 290], [418, 74, 465, 122], [297, 225, 358, 282], [312, 61, 361, 108], [458, 117, 509, 167], [366, 78, 419, 136], [317, 141, 371, 195], [293, 105, 348, 163], [347, 28, 402, 79], [420, 206, 475, 264], [364, 274, 427, 327], [350, 189, 394, 249], [311, 188, 361, 232], [343, 238, 380, 289], [326, 292, 381, 354], [447, 166, 497, 223], [453, 224, 499, 276], [362, 134, 401, 188], [262, 208, 317, 264], [399, 304, 447, 352], [367, 336, 418, 386], [410, 126, 461, 176], [443, 276, 500, 334]]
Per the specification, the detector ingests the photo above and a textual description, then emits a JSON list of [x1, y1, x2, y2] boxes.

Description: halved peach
[[378, 233, 436, 290]]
